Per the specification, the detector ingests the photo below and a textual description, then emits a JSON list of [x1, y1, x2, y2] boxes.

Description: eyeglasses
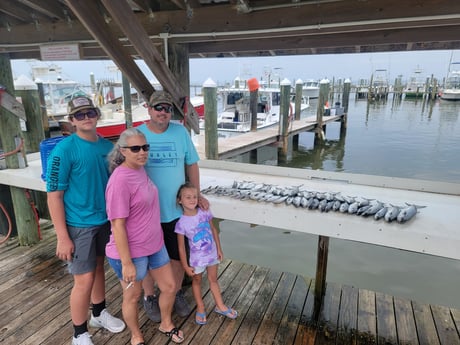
[[121, 144, 150, 153], [73, 109, 99, 121], [151, 104, 173, 113]]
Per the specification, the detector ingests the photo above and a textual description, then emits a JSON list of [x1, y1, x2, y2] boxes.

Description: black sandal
[[159, 327, 184, 344]]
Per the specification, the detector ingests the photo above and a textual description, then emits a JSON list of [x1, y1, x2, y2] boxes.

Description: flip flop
[[159, 327, 184, 344], [195, 311, 207, 325], [214, 307, 238, 319]]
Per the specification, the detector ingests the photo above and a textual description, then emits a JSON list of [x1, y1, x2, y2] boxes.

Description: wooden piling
[[36, 83, 50, 138], [295, 79, 303, 120], [122, 74, 132, 128], [278, 78, 292, 162], [0, 53, 39, 245], [314, 235, 330, 320], [315, 79, 329, 141], [203, 78, 218, 160]]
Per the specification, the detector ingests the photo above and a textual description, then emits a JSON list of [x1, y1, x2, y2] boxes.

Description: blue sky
[[11, 49, 460, 87]]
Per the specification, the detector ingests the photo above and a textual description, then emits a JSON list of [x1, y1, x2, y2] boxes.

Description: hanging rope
[[0, 203, 12, 244]]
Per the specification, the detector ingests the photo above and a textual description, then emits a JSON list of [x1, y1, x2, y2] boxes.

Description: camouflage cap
[[67, 96, 96, 115], [149, 91, 173, 107]]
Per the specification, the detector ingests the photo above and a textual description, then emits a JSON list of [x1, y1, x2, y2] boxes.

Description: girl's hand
[[185, 266, 195, 277], [217, 249, 224, 261], [122, 261, 136, 283]]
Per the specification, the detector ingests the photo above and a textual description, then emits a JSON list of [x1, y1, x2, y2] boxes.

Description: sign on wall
[[40, 44, 81, 61]]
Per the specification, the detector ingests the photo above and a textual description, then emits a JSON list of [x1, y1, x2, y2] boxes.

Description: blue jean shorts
[[108, 245, 170, 281]]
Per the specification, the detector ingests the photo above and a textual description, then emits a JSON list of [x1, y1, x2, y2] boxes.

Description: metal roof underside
[[1, 0, 460, 60]]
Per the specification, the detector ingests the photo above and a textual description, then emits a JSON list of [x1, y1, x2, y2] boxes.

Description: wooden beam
[[65, 0, 154, 102], [101, 0, 200, 133]]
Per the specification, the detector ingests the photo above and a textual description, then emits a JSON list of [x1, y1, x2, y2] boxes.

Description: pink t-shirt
[[105, 165, 163, 259]]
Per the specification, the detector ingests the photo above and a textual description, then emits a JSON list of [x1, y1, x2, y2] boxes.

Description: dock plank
[[357, 288, 376, 345], [1, 227, 460, 345], [375, 292, 397, 345], [394, 297, 418, 345], [412, 302, 440, 345]]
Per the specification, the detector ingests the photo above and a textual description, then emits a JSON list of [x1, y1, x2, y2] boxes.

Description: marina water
[[217, 94, 460, 309]]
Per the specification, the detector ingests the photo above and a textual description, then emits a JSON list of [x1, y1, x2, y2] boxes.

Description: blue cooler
[[40, 136, 65, 181]]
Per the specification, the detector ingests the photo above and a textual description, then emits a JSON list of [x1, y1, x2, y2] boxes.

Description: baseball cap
[[68, 96, 97, 115], [149, 91, 173, 107]]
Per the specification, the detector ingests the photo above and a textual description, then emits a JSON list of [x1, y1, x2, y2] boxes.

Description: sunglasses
[[73, 109, 99, 121], [121, 144, 150, 153], [151, 104, 173, 113]]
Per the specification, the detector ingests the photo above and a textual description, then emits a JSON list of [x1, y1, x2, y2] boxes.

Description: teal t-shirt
[[138, 122, 199, 222], [46, 134, 113, 227]]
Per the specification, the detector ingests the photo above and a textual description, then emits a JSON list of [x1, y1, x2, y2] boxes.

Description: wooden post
[[0, 53, 39, 245], [342, 79, 351, 113], [314, 235, 330, 320], [294, 79, 303, 121], [36, 82, 50, 138], [203, 78, 218, 160], [122, 74, 132, 129], [278, 78, 292, 162], [315, 79, 329, 141], [14, 75, 45, 152], [15, 76, 50, 220]]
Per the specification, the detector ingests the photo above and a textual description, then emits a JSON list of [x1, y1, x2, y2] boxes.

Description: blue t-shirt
[[46, 134, 113, 227], [137, 122, 199, 222]]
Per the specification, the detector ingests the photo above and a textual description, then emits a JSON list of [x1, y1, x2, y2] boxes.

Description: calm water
[[217, 94, 460, 308]]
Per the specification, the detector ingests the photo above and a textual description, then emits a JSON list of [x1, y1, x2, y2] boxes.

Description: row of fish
[[201, 180, 426, 223]]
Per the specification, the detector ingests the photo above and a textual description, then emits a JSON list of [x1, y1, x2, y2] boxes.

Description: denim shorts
[[194, 258, 220, 274], [67, 222, 110, 275], [107, 245, 170, 281]]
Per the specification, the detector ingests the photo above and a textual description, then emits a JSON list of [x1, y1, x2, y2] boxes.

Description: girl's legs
[[120, 281, 144, 345], [192, 273, 206, 323], [206, 264, 226, 311]]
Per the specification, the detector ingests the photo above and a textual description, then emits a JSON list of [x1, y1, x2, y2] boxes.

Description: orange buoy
[[248, 77, 260, 92]]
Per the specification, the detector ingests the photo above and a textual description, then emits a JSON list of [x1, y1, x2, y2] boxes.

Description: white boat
[[30, 64, 91, 122], [302, 79, 320, 99], [440, 62, 460, 101], [403, 67, 425, 98], [203, 78, 309, 137], [370, 69, 390, 100]]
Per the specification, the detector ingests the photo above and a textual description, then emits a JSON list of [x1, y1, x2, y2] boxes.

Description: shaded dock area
[[1, 224, 460, 345], [195, 114, 344, 160]]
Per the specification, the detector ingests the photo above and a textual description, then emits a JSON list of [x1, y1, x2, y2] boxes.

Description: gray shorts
[[67, 222, 110, 275]]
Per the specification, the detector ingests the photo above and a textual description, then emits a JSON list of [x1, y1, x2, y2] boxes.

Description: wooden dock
[[1, 224, 460, 345], [194, 114, 344, 160]]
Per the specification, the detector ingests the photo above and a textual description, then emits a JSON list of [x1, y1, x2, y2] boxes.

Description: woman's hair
[[176, 182, 197, 205], [107, 127, 146, 173]]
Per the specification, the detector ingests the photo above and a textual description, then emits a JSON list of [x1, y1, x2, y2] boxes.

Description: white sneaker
[[88, 309, 126, 333], [72, 332, 93, 345]]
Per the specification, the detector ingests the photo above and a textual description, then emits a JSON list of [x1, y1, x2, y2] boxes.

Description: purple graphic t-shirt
[[175, 208, 217, 267]]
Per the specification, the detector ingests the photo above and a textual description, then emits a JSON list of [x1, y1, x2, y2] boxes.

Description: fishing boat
[[203, 77, 309, 137], [301, 79, 320, 99], [403, 67, 425, 98], [370, 69, 390, 100], [30, 64, 91, 122], [440, 62, 460, 101]]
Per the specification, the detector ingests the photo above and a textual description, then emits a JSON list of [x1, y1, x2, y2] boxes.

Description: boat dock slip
[[195, 114, 345, 160], [1, 226, 460, 345]]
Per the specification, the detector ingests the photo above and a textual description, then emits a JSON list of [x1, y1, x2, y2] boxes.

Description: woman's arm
[[111, 218, 136, 282]]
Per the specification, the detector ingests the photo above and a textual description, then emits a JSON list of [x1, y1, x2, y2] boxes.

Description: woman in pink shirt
[[105, 128, 184, 344]]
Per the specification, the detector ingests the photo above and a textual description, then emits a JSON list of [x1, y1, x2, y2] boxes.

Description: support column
[[0, 53, 39, 245], [278, 78, 292, 163], [203, 78, 218, 160], [122, 74, 132, 129]]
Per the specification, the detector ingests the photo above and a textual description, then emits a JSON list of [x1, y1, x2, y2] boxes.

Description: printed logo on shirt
[[148, 142, 178, 168], [47, 156, 61, 191]]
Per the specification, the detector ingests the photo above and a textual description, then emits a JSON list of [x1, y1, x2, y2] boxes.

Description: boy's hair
[[176, 182, 197, 204]]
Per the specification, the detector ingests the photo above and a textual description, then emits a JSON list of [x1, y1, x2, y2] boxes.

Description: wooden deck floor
[[1, 223, 460, 345]]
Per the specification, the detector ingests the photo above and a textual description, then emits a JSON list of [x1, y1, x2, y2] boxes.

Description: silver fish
[[356, 204, 371, 216], [374, 206, 388, 220], [361, 201, 384, 217], [293, 196, 302, 207], [339, 202, 349, 213], [348, 201, 359, 214], [397, 204, 426, 223], [318, 199, 328, 212], [384, 205, 401, 222], [271, 195, 289, 204], [332, 200, 342, 211], [308, 198, 320, 210]]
